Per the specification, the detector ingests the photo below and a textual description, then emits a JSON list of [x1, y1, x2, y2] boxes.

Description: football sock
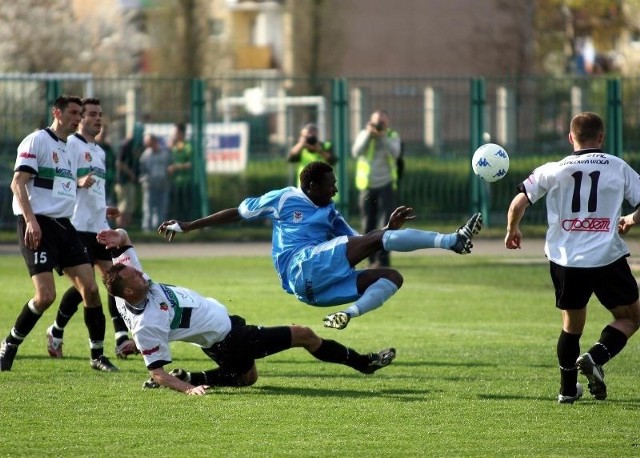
[[7, 299, 42, 345], [53, 287, 82, 337], [115, 333, 130, 347], [557, 330, 581, 395], [588, 325, 628, 365], [344, 278, 398, 317], [382, 229, 457, 252], [311, 339, 369, 371], [84, 306, 106, 359]]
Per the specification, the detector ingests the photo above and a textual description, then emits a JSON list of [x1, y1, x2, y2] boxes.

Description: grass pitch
[[1, 248, 640, 457]]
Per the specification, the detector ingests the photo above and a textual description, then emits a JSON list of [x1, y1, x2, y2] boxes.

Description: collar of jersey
[[574, 148, 603, 156], [124, 298, 147, 315]]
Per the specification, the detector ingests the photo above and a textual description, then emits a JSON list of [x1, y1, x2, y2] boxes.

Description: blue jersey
[[238, 186, 358, 293]]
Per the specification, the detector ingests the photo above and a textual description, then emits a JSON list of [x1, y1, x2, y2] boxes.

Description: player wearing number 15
[[0, 95, 115, 372], [505, 112, 640, 403]]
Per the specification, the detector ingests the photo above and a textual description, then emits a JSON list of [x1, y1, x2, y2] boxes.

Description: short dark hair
[[300, 161, 333, 191], [103, 263, 128, 298], [53, 95, 82, 112], [570, 112, 604, 144], [81, 97, 101, 115], [175, 122, 187, 134]]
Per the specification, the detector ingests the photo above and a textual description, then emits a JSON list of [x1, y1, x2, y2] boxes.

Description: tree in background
[[535, 0, 626, 75], [0, 0, 84, 73]]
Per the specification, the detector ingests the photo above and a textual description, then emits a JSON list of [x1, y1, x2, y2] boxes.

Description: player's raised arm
[[96, 228, 132, 250], [158, 208, 243, 241], [383, 206, 415, 230]]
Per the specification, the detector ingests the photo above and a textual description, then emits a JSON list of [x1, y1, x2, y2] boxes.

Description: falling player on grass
[[98, 228, 396, 395]]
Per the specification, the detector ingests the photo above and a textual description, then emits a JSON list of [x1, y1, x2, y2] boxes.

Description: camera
[[306, 135, 318, 145], [372, 122, 384, 132]]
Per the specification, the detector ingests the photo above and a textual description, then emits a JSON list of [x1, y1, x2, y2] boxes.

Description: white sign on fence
[[143, 122, 249, 174]]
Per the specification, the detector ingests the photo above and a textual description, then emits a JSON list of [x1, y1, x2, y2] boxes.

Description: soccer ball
[[472, 143, 509, 183]]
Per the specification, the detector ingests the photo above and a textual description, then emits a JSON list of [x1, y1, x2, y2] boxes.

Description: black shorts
[[77, 231, 111, 263], [18, 215, 91, 276], [549, 256, 639, 310], [201, 315, 292, 375]]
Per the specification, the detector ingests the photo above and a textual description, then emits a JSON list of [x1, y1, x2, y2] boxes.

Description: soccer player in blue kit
[[159, 161, 482, 330]]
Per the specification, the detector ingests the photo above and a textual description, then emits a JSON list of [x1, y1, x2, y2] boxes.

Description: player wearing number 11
[[505, 112, 640, 403]]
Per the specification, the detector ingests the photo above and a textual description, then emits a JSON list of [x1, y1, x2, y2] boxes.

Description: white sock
[[383, 229, 457, 251], [344, 278, 398, 317]]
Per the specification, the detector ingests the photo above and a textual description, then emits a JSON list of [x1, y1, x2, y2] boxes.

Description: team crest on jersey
[[85, 151, 92, 162], [159, 302, 168, 311], [293, 211, 303, 223], [52, 152, 59, 163]]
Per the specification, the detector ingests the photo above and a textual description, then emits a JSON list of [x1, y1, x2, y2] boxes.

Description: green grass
[[1, 251, 640, 457]]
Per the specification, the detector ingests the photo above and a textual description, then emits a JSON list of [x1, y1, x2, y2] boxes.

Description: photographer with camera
[[352, 110, 402, 268], [287, 123, 337, 187]]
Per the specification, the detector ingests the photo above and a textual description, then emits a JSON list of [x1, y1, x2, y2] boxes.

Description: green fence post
[[191, 78, 209, 219], [45, 79, 62, 125], [606, 78, 623, 157], [332, 78, 350, 217], [470, 78, 489, 225]]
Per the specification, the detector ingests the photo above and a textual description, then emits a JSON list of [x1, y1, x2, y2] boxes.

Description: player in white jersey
[[46, 98, 136, 363], [159, 161, 482, 330], [98, 228, 396, 395], [505, 112, 640, 403], [0, 95, 116, 372]]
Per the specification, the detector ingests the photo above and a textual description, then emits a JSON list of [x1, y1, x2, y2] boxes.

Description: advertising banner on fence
[[204, 122, 249, 173], [144, 122, 249, 174]]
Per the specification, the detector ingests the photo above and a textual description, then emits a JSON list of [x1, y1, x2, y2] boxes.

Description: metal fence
[[2, 74, 640, 231]]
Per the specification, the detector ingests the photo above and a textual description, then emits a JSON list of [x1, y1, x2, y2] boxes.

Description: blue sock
[[382, 229, 457, 252], [344, 278, 398, 317]]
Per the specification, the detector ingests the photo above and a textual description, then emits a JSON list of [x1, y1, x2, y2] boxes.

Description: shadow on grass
[[245, 385, 436, 400], [477, 393, 640, 406]]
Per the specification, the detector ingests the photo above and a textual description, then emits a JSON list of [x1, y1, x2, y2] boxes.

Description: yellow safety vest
[[296, 142, 333, 186], [355, 129, 399, 191]]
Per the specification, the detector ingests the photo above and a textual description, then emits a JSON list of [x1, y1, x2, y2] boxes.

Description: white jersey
[[112, 247, 232, 369], [13, 128, 78, 218], [68, 133, 110, 233], [521, 148, 640, 267]]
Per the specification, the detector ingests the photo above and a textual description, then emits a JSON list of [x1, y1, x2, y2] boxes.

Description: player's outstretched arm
[[149, 367, 210, 395], [158, 208, 243, 241]]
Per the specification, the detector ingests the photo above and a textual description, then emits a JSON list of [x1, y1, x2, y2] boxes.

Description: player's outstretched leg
[[359, 348, 396, 374], [381, 213, 483, 254], [450, 212, 483, 254]]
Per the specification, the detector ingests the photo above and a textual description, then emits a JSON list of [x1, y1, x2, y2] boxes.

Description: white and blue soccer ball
[[472, 143, 509, 183]]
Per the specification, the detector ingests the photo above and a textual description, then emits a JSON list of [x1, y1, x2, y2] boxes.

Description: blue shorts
[[288, 236, 361, 307]]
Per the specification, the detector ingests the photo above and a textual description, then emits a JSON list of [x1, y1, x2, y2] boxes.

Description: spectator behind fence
[[96, 122, 116, 206], [352, 110, 402, 268], [115, 124, 144, 229], [167, 123, 192, 221], [139, 133, 173, 232], [287, 123, 337, 187]]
